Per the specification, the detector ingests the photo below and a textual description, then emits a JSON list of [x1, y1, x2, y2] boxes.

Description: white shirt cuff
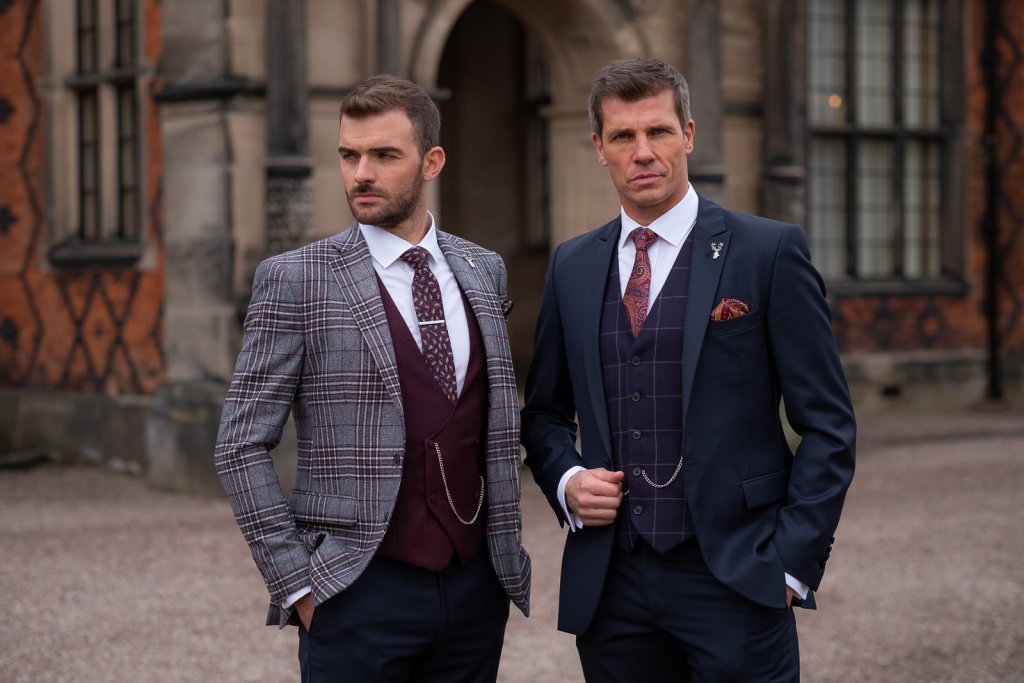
[[557, 466, 586, 531], [784, 573, 809, 601], [282, 586, 312, 609]]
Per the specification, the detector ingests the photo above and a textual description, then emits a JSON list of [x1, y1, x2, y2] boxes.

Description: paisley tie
[[622, 227, 659, 337], [399, 247, 459, 403]]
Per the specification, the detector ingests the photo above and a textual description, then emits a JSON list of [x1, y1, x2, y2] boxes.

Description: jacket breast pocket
[[290, 490, 358, 528], [706, 309, 761, 338], [741, 467, 790, 509]]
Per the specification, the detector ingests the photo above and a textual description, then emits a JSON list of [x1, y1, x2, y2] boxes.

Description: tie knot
[[400, 246, 430, 270], [630, 227, 658, 252]]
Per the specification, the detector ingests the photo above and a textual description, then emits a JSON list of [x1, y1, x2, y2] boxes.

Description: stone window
[[806, 0, 962, 290], [47, 0, 146, 266]]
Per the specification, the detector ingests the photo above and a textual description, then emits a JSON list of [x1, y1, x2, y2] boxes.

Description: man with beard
[[216, 75, 530, 683]]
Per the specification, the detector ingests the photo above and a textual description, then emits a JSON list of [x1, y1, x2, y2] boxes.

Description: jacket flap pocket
[[741, 467, 790, 508], [290, 491, 358, 526]]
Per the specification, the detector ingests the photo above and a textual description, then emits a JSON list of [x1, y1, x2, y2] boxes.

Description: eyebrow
[[606, 123, 677, 137], [337, 145, 405, 155]]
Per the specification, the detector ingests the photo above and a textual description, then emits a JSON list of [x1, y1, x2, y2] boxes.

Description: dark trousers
[[577, 540, 800, 683], [298, 551, 510, 683]]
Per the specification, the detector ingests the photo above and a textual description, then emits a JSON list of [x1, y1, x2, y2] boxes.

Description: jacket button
[[633, 504, 643, 515], [631, 392, 641, 402], [632, 467, 641, 477]]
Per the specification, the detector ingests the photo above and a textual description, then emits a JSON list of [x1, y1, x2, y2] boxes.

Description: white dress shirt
[[282, 215, 469, 611]]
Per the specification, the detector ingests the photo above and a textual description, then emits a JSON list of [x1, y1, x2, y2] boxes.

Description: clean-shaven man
[[522, 58, 855, 682]]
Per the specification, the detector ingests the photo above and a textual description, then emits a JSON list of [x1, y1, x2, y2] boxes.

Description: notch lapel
[[327, 224, 404, 414], [682, 197, 731, 426]]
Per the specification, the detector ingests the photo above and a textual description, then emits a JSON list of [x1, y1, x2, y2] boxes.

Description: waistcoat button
[[632, 467, 641, 477], [631, 392, 641, 401], [633, 504, 643, 515], [632, 431, 641, 440], [631, 356, 641, 366]]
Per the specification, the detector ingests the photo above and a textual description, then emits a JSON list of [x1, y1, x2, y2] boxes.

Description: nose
[[353, 156, 375, 183], [634, 135, 655, 163]]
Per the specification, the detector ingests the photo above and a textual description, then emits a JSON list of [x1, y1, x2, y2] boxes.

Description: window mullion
[[892, 0, 906, 278], [844, 0, 858, 278]]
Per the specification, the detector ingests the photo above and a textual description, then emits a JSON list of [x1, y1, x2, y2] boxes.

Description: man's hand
[[294, 593, 315, 631], [565, 468, 625, 526], [786, 586, 795, 608]]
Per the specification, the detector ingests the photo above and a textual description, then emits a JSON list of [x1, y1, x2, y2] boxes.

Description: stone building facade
[[1, 0, 1021, 492]]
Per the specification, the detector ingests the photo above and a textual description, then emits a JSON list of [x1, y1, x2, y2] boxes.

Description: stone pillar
[[686, 0, 725, 201], [377, 0, 401, 75], [762, 0, 806, 226], [147, 0, 242, 493], [266, 0, 312, 255]]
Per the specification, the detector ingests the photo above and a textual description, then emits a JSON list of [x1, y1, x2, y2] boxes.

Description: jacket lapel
[[327, 224, 404, 413], [576, 219, 620, 463], [436, 232, 517, 392], [437, 232, 497, 344], [682, 196, 730, 426]]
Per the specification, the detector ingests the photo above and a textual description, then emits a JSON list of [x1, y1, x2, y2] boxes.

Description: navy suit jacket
[[521, 195, 856, 635]]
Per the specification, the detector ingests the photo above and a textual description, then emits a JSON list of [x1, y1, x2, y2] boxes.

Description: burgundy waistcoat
[[375, 279, 488, 570]]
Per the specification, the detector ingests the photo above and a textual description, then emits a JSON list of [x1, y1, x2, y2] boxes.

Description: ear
[[422, 146, 446, 181], [684, 120, 695, 155], [592, 132, 608, 167]]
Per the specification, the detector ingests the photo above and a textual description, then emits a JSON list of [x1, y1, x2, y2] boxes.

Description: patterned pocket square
[[710, 298, 750, 322], [501, 298, 514, 318]]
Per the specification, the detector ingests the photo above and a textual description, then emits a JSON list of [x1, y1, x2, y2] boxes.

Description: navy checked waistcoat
[[600, 233, 695, 553], [375, 280, 487, 570]]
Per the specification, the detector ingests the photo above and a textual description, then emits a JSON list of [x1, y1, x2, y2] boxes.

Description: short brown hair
[[588, 58, 692, 138], [340, 75, 441, 155]]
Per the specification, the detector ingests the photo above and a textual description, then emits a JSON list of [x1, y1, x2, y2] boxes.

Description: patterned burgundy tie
[[400, 246, 458, 403], [623, 227, 659, 337]]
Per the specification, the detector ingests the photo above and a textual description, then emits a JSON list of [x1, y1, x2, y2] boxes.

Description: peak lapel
[[578, 219, 621, 462]]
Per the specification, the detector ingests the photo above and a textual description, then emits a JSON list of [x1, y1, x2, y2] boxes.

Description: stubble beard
[[347, 173, 424, 230]]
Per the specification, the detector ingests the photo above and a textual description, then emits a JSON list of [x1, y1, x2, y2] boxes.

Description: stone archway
[[410, 0, 648, 245]]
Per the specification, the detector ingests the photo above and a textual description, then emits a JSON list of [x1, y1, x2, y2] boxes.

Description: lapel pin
[[464, 255, 476, 268], [711, 242, 724, 260]]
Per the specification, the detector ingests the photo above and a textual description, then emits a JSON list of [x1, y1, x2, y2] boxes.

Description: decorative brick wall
[[0, 0, 165, 395]]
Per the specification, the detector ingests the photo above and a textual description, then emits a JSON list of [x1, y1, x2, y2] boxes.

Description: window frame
[[805, 0, 965, 296], [46, 0, 149, 267]]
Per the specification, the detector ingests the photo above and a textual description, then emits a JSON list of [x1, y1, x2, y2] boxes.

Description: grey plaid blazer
[[215, 223, 531, 627]]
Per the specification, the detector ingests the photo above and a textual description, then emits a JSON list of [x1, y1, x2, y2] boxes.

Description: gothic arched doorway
[[436, 0, 553, 374]]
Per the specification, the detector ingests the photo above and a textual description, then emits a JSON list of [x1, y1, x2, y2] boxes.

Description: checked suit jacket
[[522, 195, 856, 635], [216, 223, 531, 627]]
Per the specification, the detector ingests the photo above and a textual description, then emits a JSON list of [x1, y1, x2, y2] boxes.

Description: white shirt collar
[[618, 183, 699, 249], [359, 213, 444, 269]]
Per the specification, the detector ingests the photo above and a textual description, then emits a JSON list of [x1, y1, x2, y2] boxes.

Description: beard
[[346, 173, 424, 230]]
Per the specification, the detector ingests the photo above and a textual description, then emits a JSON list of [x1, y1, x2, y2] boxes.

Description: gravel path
[[2, 409, 1022, 682]]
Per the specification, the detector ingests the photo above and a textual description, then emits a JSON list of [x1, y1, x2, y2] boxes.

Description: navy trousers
[[576, 540, 800, 683], [298, 551, 510, 683]]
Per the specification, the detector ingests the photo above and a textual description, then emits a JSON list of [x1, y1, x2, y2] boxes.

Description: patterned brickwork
[[831, 0, 1024, 357], [0, 0, 165, 395]]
